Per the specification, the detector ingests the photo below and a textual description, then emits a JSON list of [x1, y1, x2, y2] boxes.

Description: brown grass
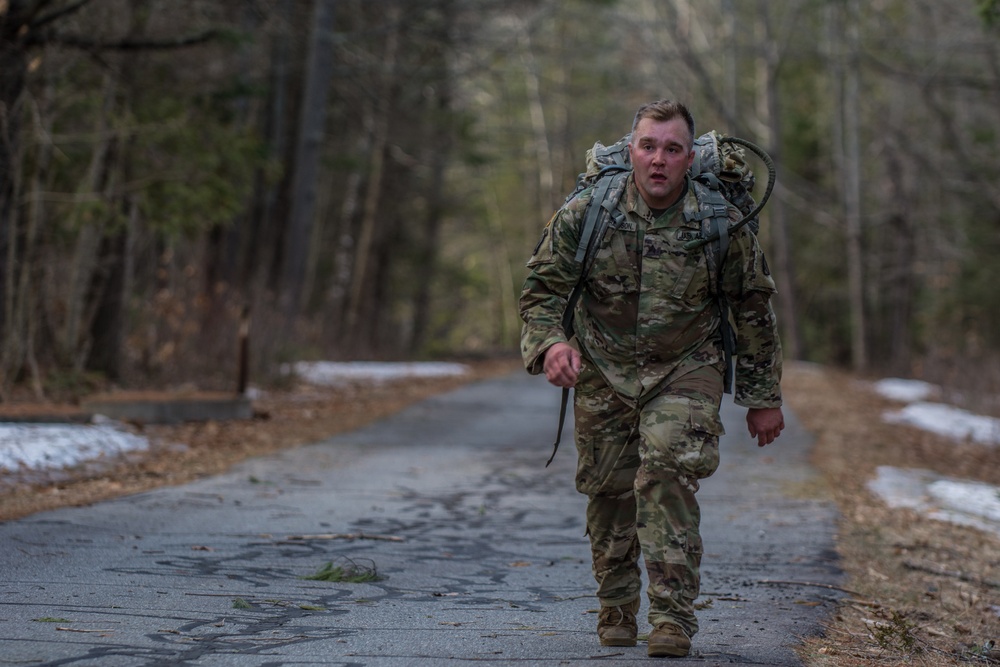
[[784, 362, 1000, 666]]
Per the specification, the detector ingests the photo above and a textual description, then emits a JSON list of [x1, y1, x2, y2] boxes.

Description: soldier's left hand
[[746, 407, 784, 447]]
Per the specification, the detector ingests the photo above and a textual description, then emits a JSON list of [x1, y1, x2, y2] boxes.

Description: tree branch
[[864, 49, 1000, 92], [26, 28, 221, 51], [30, 0, 93, 30], [903, 559, 1000, 589]]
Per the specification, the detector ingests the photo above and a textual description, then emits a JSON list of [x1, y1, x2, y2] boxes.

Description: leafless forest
[[1, 0, 998, 400]]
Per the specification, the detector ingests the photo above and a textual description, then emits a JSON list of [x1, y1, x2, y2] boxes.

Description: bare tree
[[834, 0, 868, 372], [408, 0, 457, 355], [343, 3, 402, 347], [280, 0, 337, 324], [754, 0, 805, 361]]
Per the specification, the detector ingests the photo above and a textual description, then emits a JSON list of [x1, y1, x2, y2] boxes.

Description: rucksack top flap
[[717, 140, 755, 186], [585, 135, 632, 179]]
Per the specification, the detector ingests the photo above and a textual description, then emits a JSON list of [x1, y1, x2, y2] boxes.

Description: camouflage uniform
[[519, 174, 782, 637]]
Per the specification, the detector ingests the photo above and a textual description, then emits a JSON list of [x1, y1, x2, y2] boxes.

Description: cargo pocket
[[573, 369, 637, 496], [640, 396, 725, 480], [675, 402, 724, 480], [571, 363, 601, 495]]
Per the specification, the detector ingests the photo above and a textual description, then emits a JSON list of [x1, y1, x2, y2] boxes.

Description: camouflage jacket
[[519, 174, 782, 409]]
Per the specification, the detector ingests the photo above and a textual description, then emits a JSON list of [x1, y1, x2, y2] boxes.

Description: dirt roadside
[[0, 359, 998, 665], [786, 363, 1000, 667]]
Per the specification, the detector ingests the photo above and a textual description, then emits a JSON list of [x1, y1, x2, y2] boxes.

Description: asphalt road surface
[[0, 371, 843, 666]]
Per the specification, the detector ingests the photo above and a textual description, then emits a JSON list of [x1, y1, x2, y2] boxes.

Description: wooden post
[[237, 305, 250, 395]]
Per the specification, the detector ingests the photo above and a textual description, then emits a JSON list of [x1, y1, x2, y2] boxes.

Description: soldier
[[519, 100, 784, 658]]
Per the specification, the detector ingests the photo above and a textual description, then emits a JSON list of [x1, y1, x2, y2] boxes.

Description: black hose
[[683, 135, 777, 250]]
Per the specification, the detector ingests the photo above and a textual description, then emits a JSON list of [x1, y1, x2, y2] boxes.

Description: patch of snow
[[872, 378, 937, 403], [287, 361, 470, 387], [883, 401, 1000, 446], [928, 479, 1000, 523], [0, 417, 149, 473], [867, 466, 1000, 538], [0, 362, 470, 477], [866, 465, 935, 512], [871, 379, 1000, 536]]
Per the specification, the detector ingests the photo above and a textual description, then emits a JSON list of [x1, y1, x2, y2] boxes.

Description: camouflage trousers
[[573, 363, 724, 637]]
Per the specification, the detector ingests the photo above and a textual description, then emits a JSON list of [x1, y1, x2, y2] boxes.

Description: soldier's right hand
[[543, 342, 581, 388]]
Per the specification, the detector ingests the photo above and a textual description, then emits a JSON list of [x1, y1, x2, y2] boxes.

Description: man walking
[[519, 100, 784, 658]]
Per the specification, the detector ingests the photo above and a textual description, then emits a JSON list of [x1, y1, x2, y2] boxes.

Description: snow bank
[[867, 466, 1000, 538], [0, 417, 149, 473], [874, 377, 1000, 446], [869, 377, 1000, 536], [883, 402, 1000, 446], [872, 378, 937, 403], [0, 362, 470, 476], [288, 361, 470, 387]]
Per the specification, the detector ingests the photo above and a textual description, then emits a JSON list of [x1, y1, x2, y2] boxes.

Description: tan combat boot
[[647, 621, 691, 657], [597, 598, 640, 647]]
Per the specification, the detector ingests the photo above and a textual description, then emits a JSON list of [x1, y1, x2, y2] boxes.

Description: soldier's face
[[628, 117, 694, 210]]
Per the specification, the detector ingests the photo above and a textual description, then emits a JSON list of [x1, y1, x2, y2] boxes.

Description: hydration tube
[[683, 135, 777, 250]]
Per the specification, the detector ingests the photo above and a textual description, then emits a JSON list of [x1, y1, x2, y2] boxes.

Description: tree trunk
[[86, 231, 126, 380], [721, 0, 738, 121], [58, 71, 117, 373], [657, 0, 742, 133], [344, 4, 401, 345], [878, 132, 916, 376], [6, 84, 51, 399], [87, 0, 152, 381], [842, 0, 867, 371], [281, 0, 337, 322], [754, 2, 805, 361], [326, 129, 369, 344], [518, 21, 555, 218], [409, 0, 455, 355], [245, 1, 294, 296], [486, 166, 519, 348], [0, 2, 31, 395]]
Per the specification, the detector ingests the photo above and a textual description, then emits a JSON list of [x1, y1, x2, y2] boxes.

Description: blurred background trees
[[0, 0, 998, 399]]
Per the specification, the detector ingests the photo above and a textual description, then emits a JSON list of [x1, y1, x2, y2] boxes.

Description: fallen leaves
[[784, 363, 1000, 666]]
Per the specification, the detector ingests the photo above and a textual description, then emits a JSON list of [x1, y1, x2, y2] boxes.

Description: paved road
[[0, 371, 842, 666]]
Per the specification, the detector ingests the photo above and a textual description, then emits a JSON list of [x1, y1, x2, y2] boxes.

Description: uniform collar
[[624, 174, 694, 225]]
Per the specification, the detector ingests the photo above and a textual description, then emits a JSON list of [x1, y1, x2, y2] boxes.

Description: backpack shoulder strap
[[563, 167, 629, 335], [574, 167, 630, 262], [687, 179, 736, 394], [547, 168, 630, 468]]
